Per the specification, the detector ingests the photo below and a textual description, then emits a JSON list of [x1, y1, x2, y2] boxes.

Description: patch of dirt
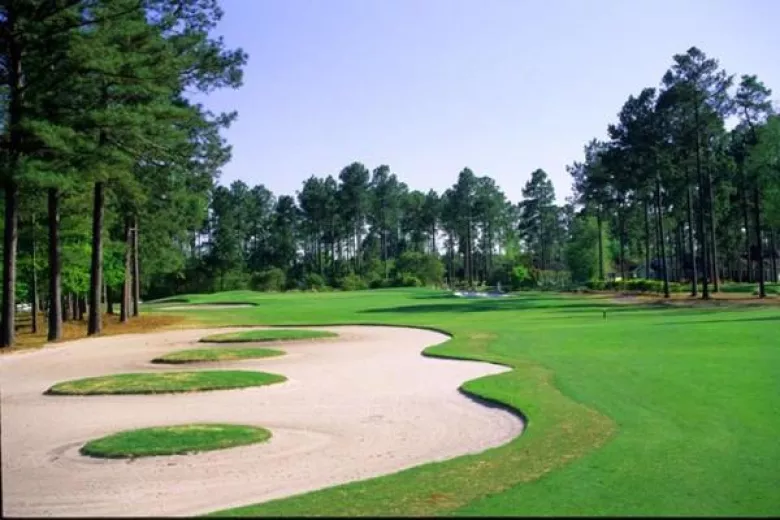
[[2, 314, 190, 356]]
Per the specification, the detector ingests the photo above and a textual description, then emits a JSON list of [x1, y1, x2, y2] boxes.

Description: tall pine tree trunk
[[2, 23, 23, 348], [686, 182, 698, 296], [677, 222, 685, 283], [597, 206, 604, 281], [655, 178, 669, 298], [619, 199, 626, 282], [742, 169, 752, 283], [770, 230, 777, 283], [644, 199, 651, 279], [706, 163, 719, 291], [2, 180, 19, 348], [107, 286, 114, 315], [88, 182, 105, 335], [30, 214, 39, 334], [753, 186, 766, 298], [120, 219, 132, 322], [132, 216, 140, 317], [694, 108, 709, 300]]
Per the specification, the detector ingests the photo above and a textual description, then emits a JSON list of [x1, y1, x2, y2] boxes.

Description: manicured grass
[[152, 347, 285, 364], [46, 370, 286, 395], [199, 329, 337, 343], [80, 424, 271, 458], [146, 289, 780, 517]]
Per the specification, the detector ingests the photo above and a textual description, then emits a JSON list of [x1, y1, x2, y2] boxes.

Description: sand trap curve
[[0, 325, 524, 517]]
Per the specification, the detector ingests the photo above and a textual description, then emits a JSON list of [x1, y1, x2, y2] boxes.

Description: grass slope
[[146, 289, 780, 517], [152, 347, 285, 364], [80, 424, 271, 458], [200, 329, 337, 343], [46, 370, 286, 395]]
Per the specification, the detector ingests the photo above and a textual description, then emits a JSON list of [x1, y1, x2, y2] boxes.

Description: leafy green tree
[[518, 169, 557, 270]]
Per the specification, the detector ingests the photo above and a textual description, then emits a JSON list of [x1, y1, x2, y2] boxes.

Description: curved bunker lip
[[0, 325, 524, 517]]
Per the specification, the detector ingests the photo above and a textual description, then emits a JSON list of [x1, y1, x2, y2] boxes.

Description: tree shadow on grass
[[656, 315, 780, 326], [360, 297, 662, 315]]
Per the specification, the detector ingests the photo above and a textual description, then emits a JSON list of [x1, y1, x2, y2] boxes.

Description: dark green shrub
[[337, 274, 368, 291], [392, 252, 444, 286], [510, 265, 530, 290], [250, 268, 286, 292], [304, 273, 326, 291]]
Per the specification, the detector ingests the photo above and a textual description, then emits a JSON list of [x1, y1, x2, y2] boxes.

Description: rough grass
[[45, 370, 286, 395], [199, 328, 336, 343], [146, 289, 780, 517], [152, 347, 285, 364], [80, 424, 271, 458]]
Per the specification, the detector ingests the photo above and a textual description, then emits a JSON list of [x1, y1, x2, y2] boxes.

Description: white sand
[[0, 325, 523, 517]]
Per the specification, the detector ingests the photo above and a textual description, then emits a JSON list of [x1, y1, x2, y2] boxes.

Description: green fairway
[[146, 288, 780, 517], [46, 370, 287, 395], [152, 347, 285, 364], [80, 424, 272, 458], [199, 328, 337, 343]]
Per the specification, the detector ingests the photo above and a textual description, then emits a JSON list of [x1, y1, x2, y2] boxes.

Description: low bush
[[396, 274, 423, 287], [585, 278, 684, 294], [303, 272, 327, 291], [337, 273, 368, 291], [250, 268, 286, 292]]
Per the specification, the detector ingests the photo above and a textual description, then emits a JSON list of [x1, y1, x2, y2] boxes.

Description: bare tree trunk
[[120, 219, 132, 323], [687, 179, 698, 296], [2, 179, 19, 348], [1, 21, 22, 348], [754, 186, 766, 298], [30, 214, 39, 334], [771, 230, 778, 284], [656, 178, 670, 298], [741, 163, 752, 283], [619, 199, 626, 282], [706, 161, 719, 292], [597, 206, 604, 280], [132, 216, 140, 317], [88, 182, 105, 335], [77, 295, 87, 321], [694, 106, 709, 300], [107, 285, 114, 315], [644, 199, 651, 279]]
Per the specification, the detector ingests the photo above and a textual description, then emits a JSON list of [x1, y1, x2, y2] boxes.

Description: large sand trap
[[0, 325, 523, 517]]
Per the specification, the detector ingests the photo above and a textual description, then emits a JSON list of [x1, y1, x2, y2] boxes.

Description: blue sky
[[200, 0, 780, 204]]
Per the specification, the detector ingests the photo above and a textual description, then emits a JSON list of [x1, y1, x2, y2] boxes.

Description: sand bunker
[[0, 325, 523, 517]]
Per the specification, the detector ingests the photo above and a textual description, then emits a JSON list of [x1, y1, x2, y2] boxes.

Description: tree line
[[3, 22, 779, 350], [174, 47, 778, 301]]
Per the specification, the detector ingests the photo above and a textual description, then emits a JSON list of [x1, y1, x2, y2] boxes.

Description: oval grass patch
[[80, 424, 271, 458], [152, 347, 285, 364], [45, 370, 286, 395]]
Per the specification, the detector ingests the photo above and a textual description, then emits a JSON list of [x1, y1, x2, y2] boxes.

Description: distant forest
[[1, 0, 779, 347]]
